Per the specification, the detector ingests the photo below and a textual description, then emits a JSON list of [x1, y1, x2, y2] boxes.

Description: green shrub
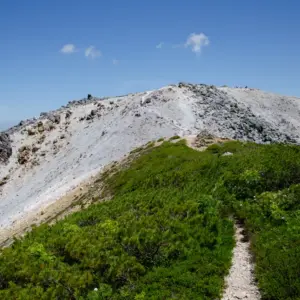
[[130, 146, 143, 154], [145, 141, 155, 149], [169, 135, 181, 141], [0, 141, 234, 299], [2, 140, 300, 299]]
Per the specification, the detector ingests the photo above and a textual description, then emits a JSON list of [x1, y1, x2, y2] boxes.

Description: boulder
[[222, 152, 233, 156]]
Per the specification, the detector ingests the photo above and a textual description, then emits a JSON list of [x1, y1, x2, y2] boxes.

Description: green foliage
[[145, 141, 155, 149], [0, 141, 234, 299], [157, 137, 164, 142], [233, 185, 300, 299], [2, 140, 300, 299], [169, 135, 181, 141], [130, 146, 144, 154]]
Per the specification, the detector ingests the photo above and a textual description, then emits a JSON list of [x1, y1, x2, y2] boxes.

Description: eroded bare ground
[[0, 153, 130, 248], [222, 222, 261, 300], [0, 174, 97, 248]]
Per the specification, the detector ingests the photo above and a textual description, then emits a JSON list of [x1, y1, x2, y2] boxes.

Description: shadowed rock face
[[0, 133, 12, 163]]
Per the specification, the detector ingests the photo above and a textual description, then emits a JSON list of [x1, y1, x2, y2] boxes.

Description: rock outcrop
[[0, 133, 12, 163]]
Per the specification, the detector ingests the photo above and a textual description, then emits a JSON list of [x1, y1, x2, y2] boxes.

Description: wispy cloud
[[156, 42, 164, 49], [85, 46, 101, 59], [112, 59, 119, 65], [185, 33, 209, 54], [60, 44, 77, 54]]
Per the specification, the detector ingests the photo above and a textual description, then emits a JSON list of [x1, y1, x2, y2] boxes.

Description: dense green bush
[[169, 135, 181, 141], [0, 142, 234, 299], [2, 140, 300, 299]]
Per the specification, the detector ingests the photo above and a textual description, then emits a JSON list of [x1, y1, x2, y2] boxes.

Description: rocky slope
[[1, 83, 300, 230]]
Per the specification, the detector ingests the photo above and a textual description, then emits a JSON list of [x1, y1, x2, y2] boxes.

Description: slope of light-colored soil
[[1, 83, 300, 233]]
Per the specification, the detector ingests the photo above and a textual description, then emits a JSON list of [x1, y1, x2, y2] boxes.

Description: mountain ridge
[[1, 82, 300, 231]]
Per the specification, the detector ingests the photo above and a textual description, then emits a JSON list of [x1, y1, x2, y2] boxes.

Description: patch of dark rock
[[40, 151, 46, 157], [32, 146, 40, 153], [0, 133, 12, 163], [0, 175, 9, 186], [65, 110, 72, 119]]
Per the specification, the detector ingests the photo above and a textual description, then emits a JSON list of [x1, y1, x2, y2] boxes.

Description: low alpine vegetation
[[169, 135, 181, 141], [1, 140, 300, 299]]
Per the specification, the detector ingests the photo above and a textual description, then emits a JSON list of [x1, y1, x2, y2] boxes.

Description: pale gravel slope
[[1, 83, 300, 230]]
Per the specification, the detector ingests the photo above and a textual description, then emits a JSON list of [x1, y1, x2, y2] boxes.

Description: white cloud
[[185, 33, 209, 54], [60, 44, 77, 54], [85, 46, 101, 59], [112, 59, 119, 65], [156, 42, 164, 49]]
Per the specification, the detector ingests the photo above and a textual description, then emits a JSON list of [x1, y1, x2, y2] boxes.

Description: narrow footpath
[[222, 222, 261, 300]]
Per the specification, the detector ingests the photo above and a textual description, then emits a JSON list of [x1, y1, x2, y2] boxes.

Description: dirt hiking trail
[[222, 222, 261, 300]]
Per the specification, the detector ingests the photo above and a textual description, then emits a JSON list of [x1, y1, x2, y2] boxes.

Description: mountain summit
[[1, 83, 300, 230]]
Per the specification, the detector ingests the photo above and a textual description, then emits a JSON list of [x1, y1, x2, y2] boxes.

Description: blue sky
[[1, 0, 300, 125]]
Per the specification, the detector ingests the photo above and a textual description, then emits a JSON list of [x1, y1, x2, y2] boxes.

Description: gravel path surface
[[222, 223, 261, 300]]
